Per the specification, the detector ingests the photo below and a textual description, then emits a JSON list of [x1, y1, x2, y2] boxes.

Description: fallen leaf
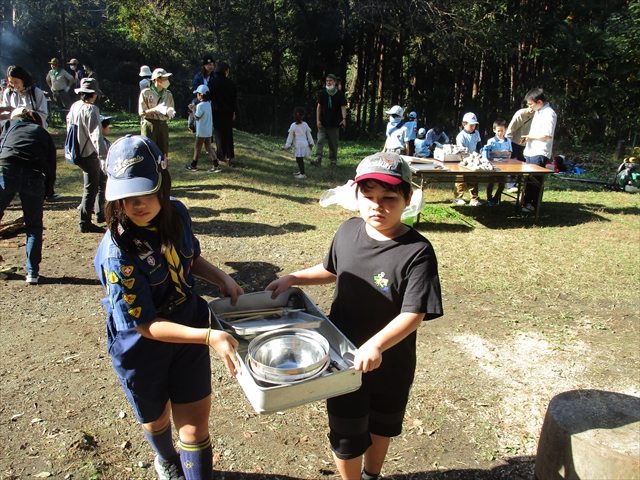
[[212, 451, 221, 465], [34, 473, 52, 478], [253, 466, 264, 473], [243, 431, 252, 439], [11, 413, 24, 421], [31, 418, 43, 424], [301, 435, 309, 442]]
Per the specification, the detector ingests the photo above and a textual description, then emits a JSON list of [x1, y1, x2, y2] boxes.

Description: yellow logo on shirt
[[108, 271, 119, 283], [123, 294, 137, 305], [122, 278, 136, 289], [128, 306, 142, 318]]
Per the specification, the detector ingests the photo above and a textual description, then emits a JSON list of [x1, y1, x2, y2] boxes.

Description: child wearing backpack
[[185, 85, 220, 173]]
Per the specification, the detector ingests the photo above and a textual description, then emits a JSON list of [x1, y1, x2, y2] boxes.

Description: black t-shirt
[[317, 88, 347, 128], [323, 217, 443, 387]]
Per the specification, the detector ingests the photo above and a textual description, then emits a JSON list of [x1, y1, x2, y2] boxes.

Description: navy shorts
[[112, 298, 212, 424], [327, 377, 411, 460]]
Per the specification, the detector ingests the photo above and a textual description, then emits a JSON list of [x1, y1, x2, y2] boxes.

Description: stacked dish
[[246, 328, 330, 385]]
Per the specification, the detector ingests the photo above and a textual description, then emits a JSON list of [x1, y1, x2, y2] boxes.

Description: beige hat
[[68, 58, 80, 65], [151, 68, 172, 80]]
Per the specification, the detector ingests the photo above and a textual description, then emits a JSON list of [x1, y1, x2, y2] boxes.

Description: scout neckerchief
[[50, 68, 61, 83], [326, 86, 338, 108], [150, 84, 164, 102], [144, 226, 189, 301], [122, 221, 190, 302]]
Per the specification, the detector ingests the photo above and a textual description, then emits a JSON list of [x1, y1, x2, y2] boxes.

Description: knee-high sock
[[141, 423, 178, 461], [179, 436, 213, 480]]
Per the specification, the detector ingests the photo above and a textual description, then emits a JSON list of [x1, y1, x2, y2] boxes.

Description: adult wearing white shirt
[[0, 65, 49, 127], [520, 87, 557, 213]]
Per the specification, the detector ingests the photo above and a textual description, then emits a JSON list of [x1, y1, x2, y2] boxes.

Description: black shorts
[[327, 378, 411, 460]]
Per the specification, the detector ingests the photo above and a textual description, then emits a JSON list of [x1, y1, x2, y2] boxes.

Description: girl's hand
[[219, 276, 243, 306], [283, 146, 291, 150], [208, 330, 241, 377], [353, 341, 383, 373]]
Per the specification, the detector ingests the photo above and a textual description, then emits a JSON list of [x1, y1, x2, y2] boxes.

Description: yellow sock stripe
[[141, 422, 169, 436], [179, 436, 212, 452]]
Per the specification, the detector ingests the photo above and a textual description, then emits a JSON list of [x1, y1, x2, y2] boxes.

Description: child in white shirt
[[285, 106, 315, 179]]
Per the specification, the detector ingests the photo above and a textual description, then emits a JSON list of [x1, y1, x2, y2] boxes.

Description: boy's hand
[[353, 342, 383, 373], [208, 330, 241, 377], [265, 275, 294, 299], [283, 146, 291, 150]]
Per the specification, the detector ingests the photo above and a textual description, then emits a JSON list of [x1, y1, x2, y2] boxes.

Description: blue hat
[[105, 135, 164, 201], [355, 152, 412, 186], [409, 111, 417, 119], [193, 84, 209, 95]]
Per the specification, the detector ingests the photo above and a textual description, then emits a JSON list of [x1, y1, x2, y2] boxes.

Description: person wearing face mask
[[139, 68, 176, 161], [311, 73, 347, 167], [67, 59, 85, 89], [383, 106, 409, 155]]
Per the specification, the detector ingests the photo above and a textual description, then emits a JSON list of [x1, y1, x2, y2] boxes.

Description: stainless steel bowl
[[247, 328, 330, 384]]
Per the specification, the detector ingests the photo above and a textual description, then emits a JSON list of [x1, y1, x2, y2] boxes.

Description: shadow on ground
[[416, 201, 639, 230], [215, 456, 535, 479]]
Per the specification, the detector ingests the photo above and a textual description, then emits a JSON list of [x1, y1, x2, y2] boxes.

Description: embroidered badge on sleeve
[[122, 278, 136, 289], [128, 306, 142, 319], [123, 294, 137, 305], [120, 266, 134, 277]]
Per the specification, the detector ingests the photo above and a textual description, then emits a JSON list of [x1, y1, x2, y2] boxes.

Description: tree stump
[[535, 390, 640, 480]]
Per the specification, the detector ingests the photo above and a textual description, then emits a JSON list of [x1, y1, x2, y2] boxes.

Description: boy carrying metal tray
[[266, 152, 443, 480]]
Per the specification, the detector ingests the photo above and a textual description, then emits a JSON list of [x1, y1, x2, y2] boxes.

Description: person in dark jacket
[[0, 108, 57, 284], [209, 62, 237, 164], [311, 73, 347, 167]]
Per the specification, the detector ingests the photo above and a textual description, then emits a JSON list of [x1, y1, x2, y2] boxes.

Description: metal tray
[[209, 288, 362, 414]]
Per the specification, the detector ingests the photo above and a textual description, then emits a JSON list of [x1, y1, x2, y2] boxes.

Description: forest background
[[1, 0, 639, 148]]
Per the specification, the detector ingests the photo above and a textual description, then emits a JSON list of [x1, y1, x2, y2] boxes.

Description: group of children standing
[[453, 113, 514, 206], [382, 106, 451, 159]]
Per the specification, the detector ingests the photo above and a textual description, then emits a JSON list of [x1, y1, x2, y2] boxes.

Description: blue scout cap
[[355, 152, 412, 186], [105, 135, 164, 201], [193, 84, 209, 95]]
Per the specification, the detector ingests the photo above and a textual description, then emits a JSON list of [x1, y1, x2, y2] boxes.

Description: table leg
[[534, 175, 546, 223]]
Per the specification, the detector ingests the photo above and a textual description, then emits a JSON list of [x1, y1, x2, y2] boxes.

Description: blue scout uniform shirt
[[485, 136, 512, 159], [456, 128, 482, 153], [384, 122, 408, 151], [426, 128, 450, 146], [404, 120, 418, 141], [94, 200, 201, 333], [414, 138, 431, 157]]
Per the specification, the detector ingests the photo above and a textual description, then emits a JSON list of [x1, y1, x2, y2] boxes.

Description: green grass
[[48, 113, 640, 360]]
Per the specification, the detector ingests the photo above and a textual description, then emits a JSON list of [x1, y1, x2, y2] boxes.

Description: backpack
[[615, 160, 640, 192], [64, 105, 89, 165], [64, 123, 81, 164]]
